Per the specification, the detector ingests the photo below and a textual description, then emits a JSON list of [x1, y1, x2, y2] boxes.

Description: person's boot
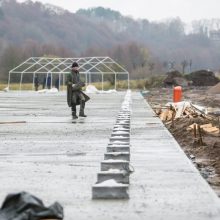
[[72, 111, 78, 119], [79, 101, 87, 117], [71, 106, 78, 119]]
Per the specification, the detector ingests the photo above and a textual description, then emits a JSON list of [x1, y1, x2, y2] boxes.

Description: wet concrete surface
[[0, 91, 220, 219]]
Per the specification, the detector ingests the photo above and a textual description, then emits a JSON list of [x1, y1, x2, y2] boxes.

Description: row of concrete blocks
[[92, 91, 131, 199]]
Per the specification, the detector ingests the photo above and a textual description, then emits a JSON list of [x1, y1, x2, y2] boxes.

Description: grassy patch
[[0, 77, 165, 91]]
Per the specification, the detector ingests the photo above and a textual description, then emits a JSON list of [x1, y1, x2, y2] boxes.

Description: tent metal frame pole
[[102, 73, 104, 91], [115, 73, 117, 90], [89, 72, 91, 84], [45, 73, 48, 89], [51, 73, 53, 89], [7, 72, 11, 90], [9, 57, 34, 73], [32, 73, 35, 91], [128, 73, 130, 89], [86, 73, 88, 86], [62, 74, 65, 91], [19, 73, 23, 91], [58, 73, 61, 91]]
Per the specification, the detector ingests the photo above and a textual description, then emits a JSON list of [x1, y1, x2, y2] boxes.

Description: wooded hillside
[[0, 0, 220, 81]]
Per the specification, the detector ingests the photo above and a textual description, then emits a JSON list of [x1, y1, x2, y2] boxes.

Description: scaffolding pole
[[19, 73, 23, 91], [102, 73, 104, 91], [7, 72, 11, 90]]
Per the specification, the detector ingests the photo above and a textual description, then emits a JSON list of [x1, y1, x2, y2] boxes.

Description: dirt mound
[[164, 71, 188, 87], [207, 82, 220, 94], [187, 70, 220, 86]]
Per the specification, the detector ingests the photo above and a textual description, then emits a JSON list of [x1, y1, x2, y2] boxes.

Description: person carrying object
[[66, 62, 90, 119]]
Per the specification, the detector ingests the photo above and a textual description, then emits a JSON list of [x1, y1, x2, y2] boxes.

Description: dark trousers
[[71, 100, 85, 116], [71, 105, 76, 114]]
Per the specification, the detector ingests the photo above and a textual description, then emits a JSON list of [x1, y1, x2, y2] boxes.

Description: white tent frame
[[8, 56, 130, 90]]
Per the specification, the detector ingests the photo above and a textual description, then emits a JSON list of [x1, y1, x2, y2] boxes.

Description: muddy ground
[[145, 87, 220, 196]]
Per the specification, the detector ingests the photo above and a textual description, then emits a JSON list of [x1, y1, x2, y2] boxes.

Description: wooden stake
[[218, 116, 220, 135], [198, 125, 203, 145], [193, 124, 197, 138], [171, 109, 176, 128]]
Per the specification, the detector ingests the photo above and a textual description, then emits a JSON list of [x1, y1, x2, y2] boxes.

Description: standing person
[[47, 74, 51, 89], [66, 62, 90, 119], [34, 75, 39, 91], [55, 77, 60, 91], [42, 76, 46, 89]]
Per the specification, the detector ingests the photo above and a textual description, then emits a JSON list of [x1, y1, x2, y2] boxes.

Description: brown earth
[[164, 71, 188, 87], [145, 86, 220, 196], [186, 70, 220, 86], [208, 82, 220, 94]]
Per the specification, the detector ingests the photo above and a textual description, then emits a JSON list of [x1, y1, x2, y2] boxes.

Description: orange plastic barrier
[[173, 86, 182, 102]]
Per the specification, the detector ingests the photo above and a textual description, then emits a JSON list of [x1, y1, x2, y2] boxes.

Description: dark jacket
[[66, 70, 90, 107]]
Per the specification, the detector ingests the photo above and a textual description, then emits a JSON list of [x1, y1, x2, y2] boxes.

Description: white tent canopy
[[8, 56, 130, 90]]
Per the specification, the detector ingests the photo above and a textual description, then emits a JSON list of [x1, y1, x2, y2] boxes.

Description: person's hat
[[72, 62, 79, 68]]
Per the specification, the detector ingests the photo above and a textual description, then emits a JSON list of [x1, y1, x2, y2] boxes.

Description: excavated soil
[[145, 87, 220, 196]]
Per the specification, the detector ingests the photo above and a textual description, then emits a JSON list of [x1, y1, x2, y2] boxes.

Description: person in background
[[34, 75, 39, 91], [55, 77, 60, 91], [66, 62, 90, 119], [42, 76, 46, 89], [46, 74, 51, 89]]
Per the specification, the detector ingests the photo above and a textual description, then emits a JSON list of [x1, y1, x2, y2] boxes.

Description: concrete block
[[101, 160, 129, 171], [118, 111, 130, 114], [113, 128, 130, 132], [104, 152, 130, 161], [117, 116, 130, 119], [117, 120, 130, 123], [115, 122, 130, 124], [114, 125, 130, 130], [116, 118, 130, 121], [107, 146, 130, 153], [109, 140, 130, 145], [117, 115, 130, 118], [111, 132, 130, 138], [117, 118, 130, 120], [109, 136, 130, 142], [92, 180, 129, 199], [97, 171, 129, 184], [113, 125, 130, 130]]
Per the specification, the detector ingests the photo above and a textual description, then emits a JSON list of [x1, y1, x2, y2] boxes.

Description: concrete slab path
[[0, 91, 220, 220]]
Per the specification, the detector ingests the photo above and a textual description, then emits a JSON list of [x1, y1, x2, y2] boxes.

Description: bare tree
[[148, 62, 155, 75], [163, 61, 168, 71], [181, 60, 188, 74], [189, 59, 192, 73]]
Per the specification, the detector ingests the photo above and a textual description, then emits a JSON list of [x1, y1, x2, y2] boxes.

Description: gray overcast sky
[[17, 0, 220, 22]]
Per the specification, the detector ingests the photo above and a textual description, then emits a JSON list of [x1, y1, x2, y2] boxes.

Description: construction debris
[[147, 87, 220, 196], [157, 101, 209, 121], [187, 123, 219, 136], [0, 191, 63, 220], [0, 121, 26, 124], [157, 101, 219, 134]]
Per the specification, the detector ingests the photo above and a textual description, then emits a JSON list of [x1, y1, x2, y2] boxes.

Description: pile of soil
[[164, 71, 188, 87], [208, 82, 220, 94], [186, 70, 220, 86]]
